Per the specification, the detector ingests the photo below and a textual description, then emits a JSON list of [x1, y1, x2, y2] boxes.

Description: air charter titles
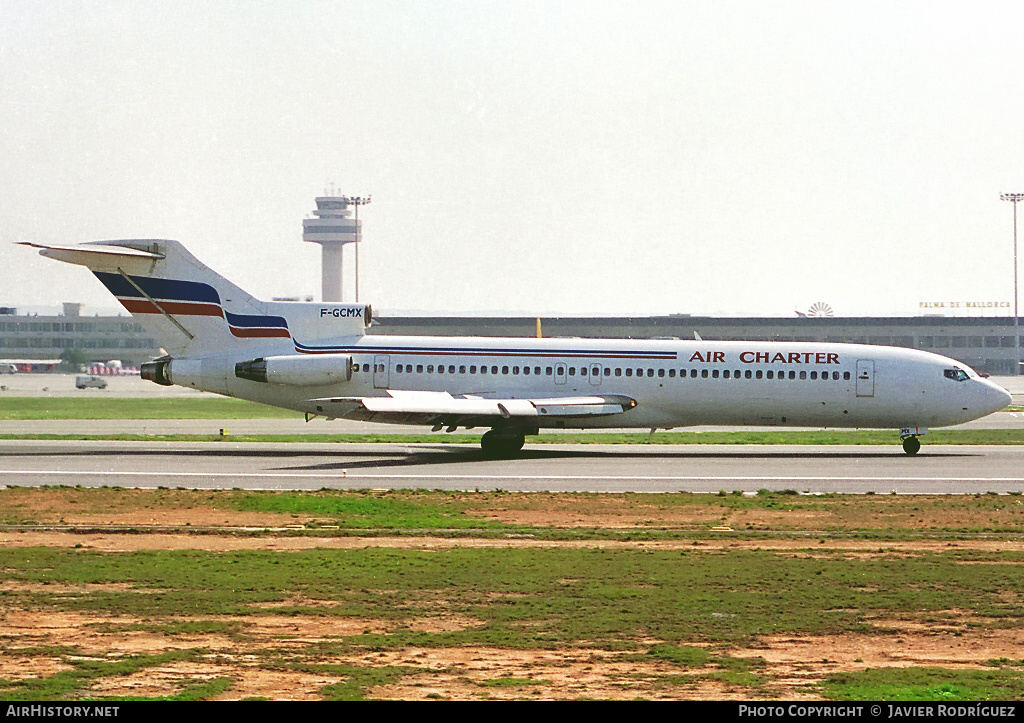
[[690, 350, 840, 364]]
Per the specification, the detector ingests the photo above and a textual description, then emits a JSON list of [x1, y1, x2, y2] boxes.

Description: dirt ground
[[1, 593, 1020, 700], [3, 493, 1024, 700]]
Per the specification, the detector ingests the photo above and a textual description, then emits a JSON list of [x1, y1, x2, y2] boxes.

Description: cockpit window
[[944, 368, 969, 382]]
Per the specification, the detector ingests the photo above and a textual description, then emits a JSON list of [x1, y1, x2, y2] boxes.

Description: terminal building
[[0, 304, 160, 369]]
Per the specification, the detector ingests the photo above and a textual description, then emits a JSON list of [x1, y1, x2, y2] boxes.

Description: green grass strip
[[0, 397, 297, 420]]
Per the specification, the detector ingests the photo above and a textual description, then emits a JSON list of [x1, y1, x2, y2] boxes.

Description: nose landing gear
[[899, 427, 926, 455], [901, 435, 921, 455]]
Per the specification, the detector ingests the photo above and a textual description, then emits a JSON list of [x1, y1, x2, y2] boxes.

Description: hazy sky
[[3, 0, 1024, 318]]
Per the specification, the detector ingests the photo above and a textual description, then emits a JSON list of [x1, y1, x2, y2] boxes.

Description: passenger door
[[856, 359, 874, 397], [373, 355, 390, 389]]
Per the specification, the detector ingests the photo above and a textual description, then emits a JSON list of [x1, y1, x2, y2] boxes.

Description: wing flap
[[308, 390, 636, 423]]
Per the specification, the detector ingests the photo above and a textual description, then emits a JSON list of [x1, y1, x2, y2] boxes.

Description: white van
[[75, 375, 108, 390]]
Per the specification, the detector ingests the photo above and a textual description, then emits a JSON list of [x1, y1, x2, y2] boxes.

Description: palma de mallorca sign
[[919, 301, 1010, 311]]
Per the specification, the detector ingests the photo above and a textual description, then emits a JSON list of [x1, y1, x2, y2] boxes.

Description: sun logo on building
[[806, 302, 834, 317]]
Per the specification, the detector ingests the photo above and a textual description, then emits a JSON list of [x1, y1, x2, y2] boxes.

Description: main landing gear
[[901, 435, 921, 456], [480, 429, 526, 458]]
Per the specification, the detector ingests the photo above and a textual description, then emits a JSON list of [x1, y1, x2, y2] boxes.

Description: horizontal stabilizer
[[19, 241, 165, 268]]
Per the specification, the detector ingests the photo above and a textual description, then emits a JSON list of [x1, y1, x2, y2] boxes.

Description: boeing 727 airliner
[[22, 239, 1012, 456]]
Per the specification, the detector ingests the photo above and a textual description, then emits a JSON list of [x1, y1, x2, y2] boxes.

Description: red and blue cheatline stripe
[[293, 339, 677, 360], [92, 272, 291, 339], [93, 272, 223, 316], [224, 310, 290, 338]]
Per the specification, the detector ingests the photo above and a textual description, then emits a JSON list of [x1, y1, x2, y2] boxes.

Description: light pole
[[1002, 193, 1024, 374], [348, 195, 371, 303]]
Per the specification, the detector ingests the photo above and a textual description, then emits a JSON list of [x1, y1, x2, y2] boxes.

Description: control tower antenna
[[302, 193, 371, 302]]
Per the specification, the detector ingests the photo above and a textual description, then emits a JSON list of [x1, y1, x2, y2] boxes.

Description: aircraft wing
[[307, 390, 637, 427]]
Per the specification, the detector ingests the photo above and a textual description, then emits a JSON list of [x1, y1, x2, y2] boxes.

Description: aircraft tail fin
[[21, 239, 370, 358]]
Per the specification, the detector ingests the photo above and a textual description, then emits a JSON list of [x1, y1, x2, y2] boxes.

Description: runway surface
[[2, 440, 1023, 494]]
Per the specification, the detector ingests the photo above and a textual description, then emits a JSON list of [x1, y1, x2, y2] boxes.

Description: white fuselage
[[186, 335, 1012, 431]]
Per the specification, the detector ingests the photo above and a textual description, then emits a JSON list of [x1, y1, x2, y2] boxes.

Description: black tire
[[902, 436, 921, 455], [480, 430, 526, 458]]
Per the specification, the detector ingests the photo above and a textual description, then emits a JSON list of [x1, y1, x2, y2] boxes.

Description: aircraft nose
[[979, 380, 1013, 415]]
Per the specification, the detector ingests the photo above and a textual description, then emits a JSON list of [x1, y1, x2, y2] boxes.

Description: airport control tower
[[302, 194, 370, 302]]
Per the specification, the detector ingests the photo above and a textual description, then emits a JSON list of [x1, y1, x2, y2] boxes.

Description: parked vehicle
[[75, 375, 108, 390], [0, 363, 17, 374]]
